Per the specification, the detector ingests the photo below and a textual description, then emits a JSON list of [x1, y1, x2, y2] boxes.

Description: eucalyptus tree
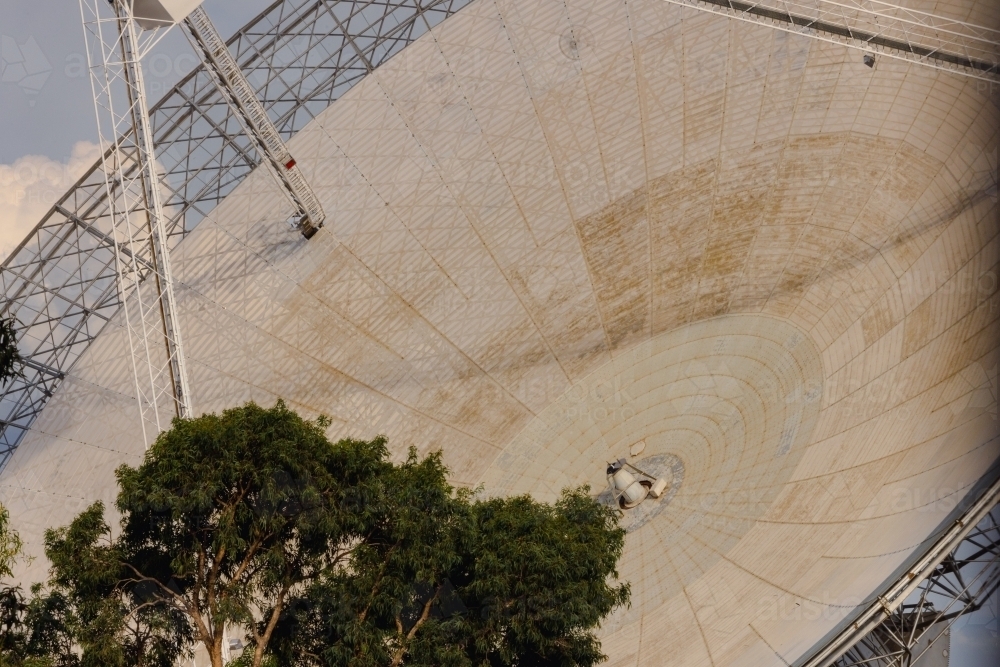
[[114, 400, 389, 667], [1, 503, 26, 663], [0, 316, 22, 388], [32, 400, 630, 667], [267, 471, 631, 667], [35, 401, 388, 667], [0, 505, 22, 581], [1, 504, 67, 667]]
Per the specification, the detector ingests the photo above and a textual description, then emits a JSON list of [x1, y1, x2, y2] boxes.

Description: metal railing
[[660, 0, 1000, 81]]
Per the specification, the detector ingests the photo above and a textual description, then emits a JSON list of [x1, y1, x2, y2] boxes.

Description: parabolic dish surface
[[3, 0, 999, 665]]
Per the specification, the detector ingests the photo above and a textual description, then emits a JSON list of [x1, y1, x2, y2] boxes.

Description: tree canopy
[[5, 401, 629, 666], [0, 316, 23, 388], [268, 457, 630, 667], [0, 506, 23, 582], [1, 503, 45, 667]]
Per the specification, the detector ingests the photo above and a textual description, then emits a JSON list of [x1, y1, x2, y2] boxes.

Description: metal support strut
[[831, 502, 999, 667], [79, 0, 194, 446], [183, 7, 326, 239], [804, 478, 1000, 667], [660, 0, 1000, 83]]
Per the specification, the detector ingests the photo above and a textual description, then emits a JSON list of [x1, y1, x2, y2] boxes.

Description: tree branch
[[252, 586, 289, 667], [390, 585, 440, 667], [358, 542, 399, 623]]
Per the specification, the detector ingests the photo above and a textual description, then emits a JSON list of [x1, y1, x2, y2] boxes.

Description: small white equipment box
[[133, 0, 204, 30]]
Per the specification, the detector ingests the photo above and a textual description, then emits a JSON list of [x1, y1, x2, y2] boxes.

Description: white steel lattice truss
[[0, 0, 474, 467], [838, 501, 999, 667], [805, 478, 1000, 667], [830, 503, 1000, 667], [662, 0, 1000, 81], [79, 0, 194, 445]]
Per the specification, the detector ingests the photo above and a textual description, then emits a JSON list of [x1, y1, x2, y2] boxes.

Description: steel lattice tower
[[79, 0, 195, 444]]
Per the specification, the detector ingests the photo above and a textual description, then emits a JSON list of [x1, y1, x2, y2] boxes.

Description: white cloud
[[0, 141, 102, 264]]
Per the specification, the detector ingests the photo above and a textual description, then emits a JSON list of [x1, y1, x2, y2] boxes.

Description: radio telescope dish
[[1, 0, 997, 665]]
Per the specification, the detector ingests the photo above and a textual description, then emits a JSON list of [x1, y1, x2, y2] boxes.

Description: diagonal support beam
[[803, 477, 1000, 667], [183, 6, 326, 238], [56, 205, 156, 274]]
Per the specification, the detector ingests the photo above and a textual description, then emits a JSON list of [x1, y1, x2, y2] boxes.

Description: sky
[[952, 593, 1000, 667], [0, 0, 274, 261], [0, 2, 998, 663]]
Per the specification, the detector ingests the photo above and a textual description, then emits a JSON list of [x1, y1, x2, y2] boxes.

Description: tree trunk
[[208, 637, 224, 667]]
